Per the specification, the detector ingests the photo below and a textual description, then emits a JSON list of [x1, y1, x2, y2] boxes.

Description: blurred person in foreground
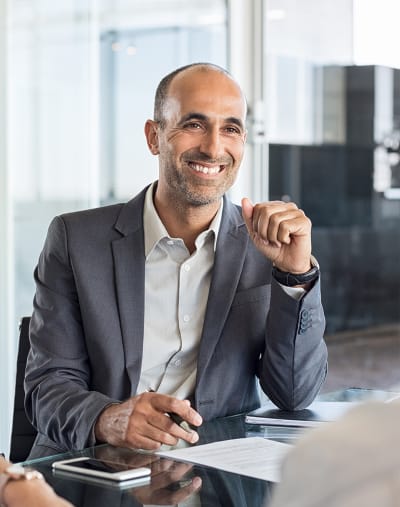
[[270, 400, 400, 507]]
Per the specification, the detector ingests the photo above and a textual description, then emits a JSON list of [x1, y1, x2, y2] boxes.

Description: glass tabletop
[[26, 414, 274, 507], [23, 388, 399, 507]]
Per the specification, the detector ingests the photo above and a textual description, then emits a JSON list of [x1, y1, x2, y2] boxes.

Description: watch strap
[[272, 256, 320, 287]]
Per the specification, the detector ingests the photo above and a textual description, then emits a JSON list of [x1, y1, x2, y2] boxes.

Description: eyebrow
[[179, 112, 245, 131]]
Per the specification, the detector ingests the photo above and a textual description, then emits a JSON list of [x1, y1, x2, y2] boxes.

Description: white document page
[[156, 437, 291, 483]]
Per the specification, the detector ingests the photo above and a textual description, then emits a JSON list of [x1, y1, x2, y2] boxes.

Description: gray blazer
[[25, 186, 327, 455]]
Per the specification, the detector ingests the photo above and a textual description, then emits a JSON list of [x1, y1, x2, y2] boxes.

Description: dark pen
[[146, 388, 189, 431]]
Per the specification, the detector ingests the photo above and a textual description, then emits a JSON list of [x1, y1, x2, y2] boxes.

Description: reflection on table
[[26, 415, 270, 507], [24, 388, 398, 507]]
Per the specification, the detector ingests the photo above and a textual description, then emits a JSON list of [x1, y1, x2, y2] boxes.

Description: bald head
[[154, 63, 247, 127]]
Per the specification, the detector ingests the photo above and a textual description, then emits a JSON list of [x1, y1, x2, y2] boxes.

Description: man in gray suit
[[25, 62, 327, 457]]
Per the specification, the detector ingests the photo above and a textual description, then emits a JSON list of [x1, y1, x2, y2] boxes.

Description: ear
[[144, 120, 160, 155]]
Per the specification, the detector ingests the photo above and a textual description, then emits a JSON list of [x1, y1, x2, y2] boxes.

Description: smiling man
[[148, 65, 246, 216], [25, 63, 327, 457]]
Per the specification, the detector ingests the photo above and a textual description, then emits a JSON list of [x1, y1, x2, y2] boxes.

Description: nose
[[199, 127, 224, 160]]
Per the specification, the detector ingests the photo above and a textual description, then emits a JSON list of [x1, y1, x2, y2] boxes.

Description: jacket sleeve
[[258, 277, 328, 410], [24, 216, 119, 451]]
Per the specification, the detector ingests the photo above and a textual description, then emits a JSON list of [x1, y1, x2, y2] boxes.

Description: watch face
[[6, 465, 26, 479], [6, 465, 43, 481]]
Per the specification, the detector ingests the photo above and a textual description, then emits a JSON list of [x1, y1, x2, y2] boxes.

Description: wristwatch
[[272, 255, 320, 287], [0, 464, 44, 506]]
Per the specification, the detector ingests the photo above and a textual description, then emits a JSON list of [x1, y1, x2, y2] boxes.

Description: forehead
[[164, 68, 247, 122]]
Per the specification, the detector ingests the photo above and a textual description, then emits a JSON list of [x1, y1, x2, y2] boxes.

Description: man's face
[[147, 68, 247, 207]]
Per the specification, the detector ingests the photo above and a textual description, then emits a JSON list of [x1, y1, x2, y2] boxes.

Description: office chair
[[9, 316, 37, 462]]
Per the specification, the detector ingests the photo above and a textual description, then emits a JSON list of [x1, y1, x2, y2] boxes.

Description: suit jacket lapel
[[196, 198, 249, 385], [111, 188, 148, 394]]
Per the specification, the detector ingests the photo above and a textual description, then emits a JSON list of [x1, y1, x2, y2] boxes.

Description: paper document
[[385, 393, 400, 403], [245, 401, 358, 427], [156, 437, 291, 483]]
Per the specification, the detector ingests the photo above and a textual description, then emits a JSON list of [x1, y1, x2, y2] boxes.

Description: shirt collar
[[143, 181, 223, 257]]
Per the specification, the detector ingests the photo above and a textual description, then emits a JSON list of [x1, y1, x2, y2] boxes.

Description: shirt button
[[183, 314, 190, 322], [184, 264, 190, 272], [167, 240, 174, 245], [174, 359, 182, 367]]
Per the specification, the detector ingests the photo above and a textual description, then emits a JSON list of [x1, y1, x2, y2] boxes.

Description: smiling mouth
[[188, 162, 224, 175]]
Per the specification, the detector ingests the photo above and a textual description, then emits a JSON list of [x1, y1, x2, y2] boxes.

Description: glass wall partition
[[264, 0, 400, 391], [2, 0, 227, 456]]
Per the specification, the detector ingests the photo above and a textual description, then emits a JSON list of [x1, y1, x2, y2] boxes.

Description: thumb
[[241, 197, 254, 233]]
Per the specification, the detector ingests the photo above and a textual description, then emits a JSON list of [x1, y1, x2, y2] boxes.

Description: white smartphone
[[52, 457, 151, 483]]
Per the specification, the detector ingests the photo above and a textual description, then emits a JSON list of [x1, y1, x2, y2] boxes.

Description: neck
[[153, 191, 221, 254]]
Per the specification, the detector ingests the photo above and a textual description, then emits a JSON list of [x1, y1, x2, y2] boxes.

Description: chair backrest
[[9, 316, 37, 462]]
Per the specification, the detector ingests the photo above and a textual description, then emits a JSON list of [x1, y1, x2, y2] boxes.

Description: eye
[[224, 126, 242, 135], [184, 122, 202, 129]]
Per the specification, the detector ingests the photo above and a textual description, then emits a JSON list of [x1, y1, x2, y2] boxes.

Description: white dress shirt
[[137, 183, 222, 399]]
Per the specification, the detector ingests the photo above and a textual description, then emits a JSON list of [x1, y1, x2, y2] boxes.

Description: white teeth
[[191, 163, 220, 174]]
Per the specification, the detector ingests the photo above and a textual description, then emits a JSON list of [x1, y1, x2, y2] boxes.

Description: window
[[264, 0, 400, 390], [1, 0, 226, 456]]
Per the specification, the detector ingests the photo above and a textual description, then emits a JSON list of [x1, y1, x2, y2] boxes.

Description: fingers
[[241, 197, 313, 272], [3, 480, 74, 507], [133, 394, 202, 448], [242, 198, 312, 244], [133, 411, 198, 450], [250, 201, 308, 245], [153, 395, 203, 428], [241, 197, 254, 234], [96, 392, 203, 451]]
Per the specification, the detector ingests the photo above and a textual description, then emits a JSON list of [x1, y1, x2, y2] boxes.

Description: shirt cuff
[[279, 284, 306, 301]]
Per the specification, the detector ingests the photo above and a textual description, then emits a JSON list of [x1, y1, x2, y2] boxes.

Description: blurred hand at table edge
[[0, 455, 74, 507]]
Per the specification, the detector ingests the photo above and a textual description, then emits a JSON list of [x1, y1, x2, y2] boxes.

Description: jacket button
[[299, 309, 313, 334]]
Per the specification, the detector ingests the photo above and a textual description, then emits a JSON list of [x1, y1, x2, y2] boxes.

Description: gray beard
[[167, 170, 231, 207]]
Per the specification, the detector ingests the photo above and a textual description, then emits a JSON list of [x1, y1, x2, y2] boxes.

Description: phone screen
[[67, 458, 133, 473]]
